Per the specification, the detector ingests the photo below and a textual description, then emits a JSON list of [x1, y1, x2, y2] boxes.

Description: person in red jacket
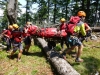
[[23, 22, 31, 54], [10, 24, 23, 62], [2, 25, 13, 52], [59, 18, 67, 51], [60, 18, 67, 30], [1, 28, 8, 44]]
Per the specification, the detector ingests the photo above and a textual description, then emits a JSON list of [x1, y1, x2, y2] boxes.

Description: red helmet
[[77, 11, 86, 17]]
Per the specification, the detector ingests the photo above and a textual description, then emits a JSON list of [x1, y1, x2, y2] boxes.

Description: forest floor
[[0, 32, 100, 75], [0, 43, 55, 75]]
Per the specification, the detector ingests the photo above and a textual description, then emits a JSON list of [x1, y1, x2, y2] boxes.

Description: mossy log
[[35, 37, 80, 75]]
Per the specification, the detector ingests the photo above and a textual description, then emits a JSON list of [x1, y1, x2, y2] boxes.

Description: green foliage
[[0, 0, 100, 28], [31, 70, 38, 75], [0, 51, 7, 59], [17, 14, 26, 26], [1, 39, 100, 75]]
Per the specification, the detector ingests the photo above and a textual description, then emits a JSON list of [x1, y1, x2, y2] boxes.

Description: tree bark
[[7, 0, 18, 25], [91, 27, 100, 32], [35, 38, 80, 75], [53, 1, 57, 24]]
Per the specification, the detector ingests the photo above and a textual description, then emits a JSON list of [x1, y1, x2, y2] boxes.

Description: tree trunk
[[7, 0, 18, 25], [53, 1, 57, 24], [47, 0, 50, 24], [35, 38, 80, 75], [86, 0, 90, 22], [81, 0, 85, 10]]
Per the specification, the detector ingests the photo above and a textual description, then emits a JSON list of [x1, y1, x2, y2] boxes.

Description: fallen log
[[35, 37, 80, 75], [91, 27, 100, 32]]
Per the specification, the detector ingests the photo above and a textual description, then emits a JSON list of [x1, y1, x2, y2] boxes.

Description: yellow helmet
[[60, 18, 66, 22], [8, 25, 13, 29], [77, 11, 86, 17], [13, 24, 19, 29], [26, 22, 32, 25]]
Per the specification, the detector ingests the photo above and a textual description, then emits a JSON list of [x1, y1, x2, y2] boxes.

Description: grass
[[54, 36, 100, 75], [0, 43, 54, 75], [1, 37, 100, 75], [60, 39, 100, 75]]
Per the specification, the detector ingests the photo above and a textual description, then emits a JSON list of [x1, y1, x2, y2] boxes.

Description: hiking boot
[[61, 48, 64, 51], [61, 52, 67, 60], [71, 54, 76, 58], [75, 58, 83, 62], [59, 51, 63, 54], [17, 58, 21, 62], [6, 50, 11, 53], [63, 55, 67, 60], [6, 51, 9, 53]]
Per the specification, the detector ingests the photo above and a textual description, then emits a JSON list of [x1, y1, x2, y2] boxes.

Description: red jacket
[[2, 29, 12, 38], [60, 23, 66, 30], [23, 27, 30, 37]]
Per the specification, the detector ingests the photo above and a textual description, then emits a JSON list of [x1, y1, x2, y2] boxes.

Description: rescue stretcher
[[28, 25, 67, 49], [29, 25, 67, 38]]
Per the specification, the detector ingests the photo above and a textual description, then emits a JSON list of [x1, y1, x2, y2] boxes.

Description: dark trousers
[[6, 38, 12, 51]]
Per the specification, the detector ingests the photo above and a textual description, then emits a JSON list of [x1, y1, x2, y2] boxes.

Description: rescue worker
[[59, 18, 67, 51], [23, 22, 31, 54], [10, 24, 23, 62], [69, 11, 92, 58], [77, 11, 92, 42], [2, 25, 13, 52], [62, 16, 86, 62], [1, 28, 7, 42]]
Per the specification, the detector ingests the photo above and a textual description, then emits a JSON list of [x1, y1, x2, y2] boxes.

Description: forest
[[0, 0, 100, 31], [0, 0, 100, 75]]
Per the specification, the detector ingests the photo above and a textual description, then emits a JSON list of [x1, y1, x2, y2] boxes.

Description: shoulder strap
[[77, 21, 84, 26]]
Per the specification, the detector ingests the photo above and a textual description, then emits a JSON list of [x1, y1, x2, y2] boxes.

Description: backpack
[[12, 29, 22, 43], [66, 16, 81, 35]]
